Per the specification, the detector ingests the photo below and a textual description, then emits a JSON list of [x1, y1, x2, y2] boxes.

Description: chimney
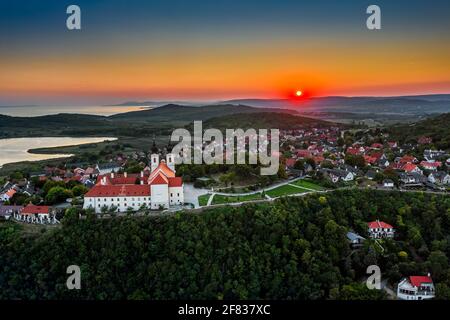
[[111, 172, 114, 179], [124, 172, 127, 178], [140, 171, 144, 178], [140, 180, 144, 185]]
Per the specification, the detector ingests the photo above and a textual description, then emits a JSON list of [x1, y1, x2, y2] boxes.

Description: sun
[[295, 90, 303, 97]]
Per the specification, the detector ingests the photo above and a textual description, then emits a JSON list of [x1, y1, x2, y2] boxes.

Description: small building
[[15, 204, 54, 224], [368, 220, 394, 239], [382, 179, 395, 188], [0, 205, 24, 220], [346, 232, 365, 248], [397, 275, 435, 300], [428, 171, 450, 185]]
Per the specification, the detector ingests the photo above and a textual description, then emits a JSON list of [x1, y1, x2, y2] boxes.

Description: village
[[0, 125, 448, 300]]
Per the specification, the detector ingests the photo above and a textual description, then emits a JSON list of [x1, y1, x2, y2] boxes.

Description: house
[[96, 162, 122, 175], [399, 172, 427, 185], [346, 232, 365, 248], [84, 153, 184, 213], [0, 205, 23, 220], [0, 187, 17, 202], [15, 204, 54, 224], [428, 171, 450, 185], [420, 161, 441, 171], [418, 136, 432, 145], [403, 163, 423, 175], [322, 169, 354, 183], [397, 275, 435, 300], [368, 220, 394, 239], [382, 179, 395, 188], [424, 149, 446, 161]]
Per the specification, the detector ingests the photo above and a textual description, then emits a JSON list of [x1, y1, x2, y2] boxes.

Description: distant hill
[[198, 112, 339, 131], [389, 112, 450, 150], [110, 104, 297, 122], [221, 94, 450, 116], [0, 104, 300, 138]]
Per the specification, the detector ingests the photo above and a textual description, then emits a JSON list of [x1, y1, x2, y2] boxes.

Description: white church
[[83, 153, 184, 213]]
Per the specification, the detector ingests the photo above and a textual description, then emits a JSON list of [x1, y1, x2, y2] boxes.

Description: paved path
[[211, 176, 306, 197], [206, 193, 215, 206], [183, 183, 209, 208]]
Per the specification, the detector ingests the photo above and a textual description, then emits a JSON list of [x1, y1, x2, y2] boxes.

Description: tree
[[72, 185, 89, 197], [45, 187, 73, 205]]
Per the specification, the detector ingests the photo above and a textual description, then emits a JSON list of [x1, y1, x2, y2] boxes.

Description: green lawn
[[266, 185, 309, 198], [211, 193, 265, 205], [198, 194, 212, 206], [290, 179, 325, 191]]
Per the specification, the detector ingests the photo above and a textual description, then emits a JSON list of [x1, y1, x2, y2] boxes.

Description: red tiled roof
[[149, 173, 169, 185], [22, 204, 50, 215], [168, 177, 183, 187], [368, 220, 393, 229], [409, 276, 433, 287], [403, 163, 418, 172], [420, 161, 441, 168], [149, 162, 175, 180], [96, 174, 141, 185], [85, 185, 151, 197]]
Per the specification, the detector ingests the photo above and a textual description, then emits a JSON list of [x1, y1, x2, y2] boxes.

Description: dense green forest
[[389, 113, 450, 150], [1, 190, 449, 300]]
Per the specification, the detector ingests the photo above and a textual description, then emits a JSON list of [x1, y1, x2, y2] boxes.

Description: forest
[[1, 190, 449, 300]]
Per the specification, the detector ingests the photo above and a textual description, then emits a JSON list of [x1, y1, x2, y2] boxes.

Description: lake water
[[0, 105, 151, 117], [0, 137, 117, 168]]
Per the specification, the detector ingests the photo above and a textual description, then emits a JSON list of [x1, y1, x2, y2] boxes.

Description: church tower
[[166, 153, 175, 173]]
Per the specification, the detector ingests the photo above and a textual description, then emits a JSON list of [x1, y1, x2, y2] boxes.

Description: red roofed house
[[84, 153, 184, 213], [17, 203, 52, 224], [420, 161, 442, 171], [368, 220, 395, 239], [397, 274, 435, 300], [403, 163, 423, 175]]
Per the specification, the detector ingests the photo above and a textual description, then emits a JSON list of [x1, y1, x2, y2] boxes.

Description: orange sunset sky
[[1, 0, 449, 105]]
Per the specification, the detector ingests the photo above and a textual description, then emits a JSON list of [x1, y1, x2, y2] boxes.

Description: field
[[211, 193, 265, 205], [266, 184, 309, 198], [290, 179, 325, 191], [198, 194, 212, 206]]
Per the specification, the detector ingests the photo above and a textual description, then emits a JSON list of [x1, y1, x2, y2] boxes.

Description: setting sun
[[296, 90, 303, 97]]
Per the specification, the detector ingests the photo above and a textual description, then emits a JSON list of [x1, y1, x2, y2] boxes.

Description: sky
[[0, 0, 450, 105]]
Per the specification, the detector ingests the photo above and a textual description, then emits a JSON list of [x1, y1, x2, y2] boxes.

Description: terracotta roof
[[22, 204, 50, 215], [149, 173, 169, 185], [149, 162, 175, 180], [97, 174, 141, 185], [168, 177, 183, 187], [409, 276, 433, 287], [85, 185, 151, 197], [403, 163, 418, 172], [420, 161, 441, 168], [368, 220, 393, 229]]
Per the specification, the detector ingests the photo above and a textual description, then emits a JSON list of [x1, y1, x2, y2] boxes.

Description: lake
[[0, 137, 117, 168], [0, 105, 152, 117]]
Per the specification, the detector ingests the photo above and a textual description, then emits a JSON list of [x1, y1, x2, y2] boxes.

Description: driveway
[[183, 183, 208, 208]]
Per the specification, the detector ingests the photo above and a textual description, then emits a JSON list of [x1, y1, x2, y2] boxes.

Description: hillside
[[0, 104, 300, 138], [110, 104, 297, 122], [1, 190, 449, 299], [199, 112, 338, 130], [389, 113, 450, 150]]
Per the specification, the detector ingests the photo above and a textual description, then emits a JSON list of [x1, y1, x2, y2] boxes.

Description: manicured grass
[[266, 185, 309, 198], [212, 193, 264, 205], [291, 179, 325, 191], [198, 194, 211, 206]]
